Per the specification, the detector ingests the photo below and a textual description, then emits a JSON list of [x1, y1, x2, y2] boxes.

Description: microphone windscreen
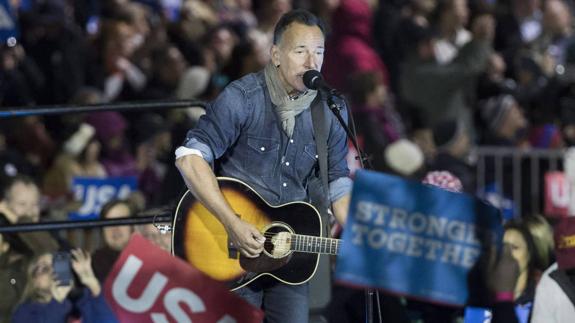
[[303, 70, 322, 89]]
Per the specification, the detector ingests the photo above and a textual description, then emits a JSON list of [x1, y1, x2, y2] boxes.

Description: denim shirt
[[182, 70, 352, 206]]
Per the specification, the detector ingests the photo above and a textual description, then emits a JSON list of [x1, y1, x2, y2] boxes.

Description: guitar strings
[[259, 233, 337, 246], [259, 232, 336, 239], [259, 233, 337, 245], [258, 232, 338, 252]]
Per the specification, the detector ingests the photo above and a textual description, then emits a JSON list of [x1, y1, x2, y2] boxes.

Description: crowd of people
[[1, 0, 575, 322]]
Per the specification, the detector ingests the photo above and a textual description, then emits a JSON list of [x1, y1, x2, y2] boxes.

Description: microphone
[[303, 70, 341, 96]]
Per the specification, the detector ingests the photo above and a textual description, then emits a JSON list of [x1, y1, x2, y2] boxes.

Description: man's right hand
[[225, 217, 265, 258], [175, 155, 266, 257]]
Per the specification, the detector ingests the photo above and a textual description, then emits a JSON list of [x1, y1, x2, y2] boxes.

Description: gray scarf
[[264, 63, 317, 137]]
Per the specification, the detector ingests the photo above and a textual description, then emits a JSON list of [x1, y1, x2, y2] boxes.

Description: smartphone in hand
[[52, 252, 73, 286]]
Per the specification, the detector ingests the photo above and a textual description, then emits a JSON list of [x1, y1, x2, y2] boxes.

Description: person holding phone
[[11, 249, 117, 323]]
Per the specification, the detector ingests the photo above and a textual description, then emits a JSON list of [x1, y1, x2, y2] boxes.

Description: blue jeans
[[234, 278, 309, 323]]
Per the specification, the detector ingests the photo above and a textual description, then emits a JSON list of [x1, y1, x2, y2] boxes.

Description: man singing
[[175, 8, 352, 323]]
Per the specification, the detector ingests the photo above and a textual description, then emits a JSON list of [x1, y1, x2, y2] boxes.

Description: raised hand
[[71, 249, 101, 296]]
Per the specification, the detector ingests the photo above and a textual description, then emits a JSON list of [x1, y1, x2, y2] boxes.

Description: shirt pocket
[[297, 143, 318, 178], [245, 136, 280, 176]]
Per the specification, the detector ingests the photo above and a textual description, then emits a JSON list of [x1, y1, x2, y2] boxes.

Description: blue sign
[[515, 302, 532, 323], [0, 0, 18, 43], [71, 177, 137, 220], [335, 170, 503, 306], [481, 182, 516, 221], [464, 307, 492, 323], [462, 304, 531, 323]]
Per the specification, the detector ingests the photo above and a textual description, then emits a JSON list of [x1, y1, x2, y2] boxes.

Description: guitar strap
[[309, 95, 339, 309], [310, 94, 331, 236], [549, 269, 575, 311]]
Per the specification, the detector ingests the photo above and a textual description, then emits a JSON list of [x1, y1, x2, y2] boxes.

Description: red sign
[[104, 234, 264, 323], [544, 171, 570, 217]]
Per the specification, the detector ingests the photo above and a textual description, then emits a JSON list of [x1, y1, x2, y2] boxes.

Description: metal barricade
[[0, 100, 206, 250], [475, 146, 565, 217]]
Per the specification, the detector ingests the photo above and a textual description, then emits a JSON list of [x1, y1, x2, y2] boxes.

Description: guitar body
[[172, 177, 323, 290]]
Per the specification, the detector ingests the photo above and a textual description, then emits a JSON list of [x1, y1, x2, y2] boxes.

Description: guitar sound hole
[[263, 225, 293, 259]]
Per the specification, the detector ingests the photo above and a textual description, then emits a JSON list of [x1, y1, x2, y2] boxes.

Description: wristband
[[494, 291, 514, 302]]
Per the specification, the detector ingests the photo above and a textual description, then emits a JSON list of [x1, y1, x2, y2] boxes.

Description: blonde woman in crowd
[[11, 250, 117, 322], [524, 214, 555, 271]]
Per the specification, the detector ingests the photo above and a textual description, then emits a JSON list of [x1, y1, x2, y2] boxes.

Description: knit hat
[[432, 119, 462, 150], [63, 123, 95, 156], [384, 139, 424, 176], [554, 216, 575, 270], [422, 170, 463, 193], [86, 111, 127, 143], [479, 94, 516, 132]]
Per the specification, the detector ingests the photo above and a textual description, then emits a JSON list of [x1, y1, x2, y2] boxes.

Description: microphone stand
[[321, 90, 379, 323], [322, 90, 370, 167]]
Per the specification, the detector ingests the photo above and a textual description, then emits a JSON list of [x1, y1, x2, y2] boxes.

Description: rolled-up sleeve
[[176, 139, 214, 163], [329, 176, 352, 203]]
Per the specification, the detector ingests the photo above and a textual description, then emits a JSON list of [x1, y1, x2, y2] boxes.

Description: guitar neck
[[291, 234, 340, 255]]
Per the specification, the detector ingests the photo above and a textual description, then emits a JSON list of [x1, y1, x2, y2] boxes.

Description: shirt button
[[260, 147, 266, 151], [283, 183, 287, 187], [10, 278, 16, 285], [285, 162, 290, 166], [290, 139, 294, 143]]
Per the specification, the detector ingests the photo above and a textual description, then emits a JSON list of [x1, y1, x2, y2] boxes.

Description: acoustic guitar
[[171, 177, 341, 291]]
